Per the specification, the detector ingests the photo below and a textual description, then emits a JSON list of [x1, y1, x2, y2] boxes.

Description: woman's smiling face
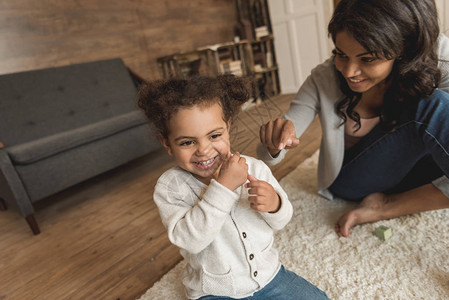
[[161, 101, 231, 185], [334, 30, 395, 94]]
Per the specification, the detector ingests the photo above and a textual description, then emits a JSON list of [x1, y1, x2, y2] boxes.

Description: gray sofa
[[0, 58, 160, 235]]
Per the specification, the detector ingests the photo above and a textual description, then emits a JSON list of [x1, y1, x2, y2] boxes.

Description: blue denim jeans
[[197, 265, 329, 300], [329, 89, 449, 201]]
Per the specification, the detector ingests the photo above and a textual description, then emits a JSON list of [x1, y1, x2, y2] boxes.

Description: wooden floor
[[0, 94, 321, 300]]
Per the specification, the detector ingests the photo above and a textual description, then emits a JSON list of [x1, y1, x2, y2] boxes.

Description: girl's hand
[[260, 119, 300, 157], [246, 174, 281, 213], [217, 152, 248, 191]]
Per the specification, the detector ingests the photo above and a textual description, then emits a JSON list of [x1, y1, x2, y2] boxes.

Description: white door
[[268, 0, 333, 94]]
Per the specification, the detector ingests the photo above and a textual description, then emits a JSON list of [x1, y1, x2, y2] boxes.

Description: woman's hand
[[217, 152, 248, 191], [245, 174, 281, 213], [260, 119, 300, 157]]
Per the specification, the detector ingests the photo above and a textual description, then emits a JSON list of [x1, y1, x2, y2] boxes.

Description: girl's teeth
[[198, 157, 214, 165], [349, 78, 362, 83]]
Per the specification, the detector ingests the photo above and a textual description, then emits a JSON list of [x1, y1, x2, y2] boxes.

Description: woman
[[258, 0, 449, 237]]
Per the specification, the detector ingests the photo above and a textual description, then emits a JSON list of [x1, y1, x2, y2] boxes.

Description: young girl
[[137, 75, 328, 300], [259, 0, 449, 237]]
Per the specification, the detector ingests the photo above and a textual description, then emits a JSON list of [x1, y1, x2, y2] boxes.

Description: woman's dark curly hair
[[137, 75, 252, 139], [328, 0, 441, 131]]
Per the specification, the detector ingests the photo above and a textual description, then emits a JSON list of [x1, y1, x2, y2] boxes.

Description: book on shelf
[[255, 26, 269, 39], [220, 60, 243, 76]]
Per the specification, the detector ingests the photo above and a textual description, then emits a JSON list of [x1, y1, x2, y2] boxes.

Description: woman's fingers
[[260, 119, 299, 151], [278, 120, 299, 149]]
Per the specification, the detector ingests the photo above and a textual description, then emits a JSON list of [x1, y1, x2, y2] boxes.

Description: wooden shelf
[[156, 0, 280, 99], [252, 34, 274, 42], [254, 66, 278, 73], [236, 0, 279, 99]]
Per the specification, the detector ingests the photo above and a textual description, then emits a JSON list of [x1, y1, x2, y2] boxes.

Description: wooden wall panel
[[0, 0, 237, 80]]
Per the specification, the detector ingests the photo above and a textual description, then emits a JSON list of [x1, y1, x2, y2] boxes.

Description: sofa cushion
[[7, 111, 148, 165], [15, 124, 160, 202]]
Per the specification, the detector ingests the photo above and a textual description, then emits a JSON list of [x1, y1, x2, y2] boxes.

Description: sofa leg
[[0, 198, 7, 211], [25, 215, 41, 235]]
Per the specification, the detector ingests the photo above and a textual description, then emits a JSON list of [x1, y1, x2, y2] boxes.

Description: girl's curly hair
[[137, 75, 252, 138], [328, 0, 441, 132]]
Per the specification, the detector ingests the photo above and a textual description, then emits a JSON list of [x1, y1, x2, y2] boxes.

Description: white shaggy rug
[[140, 152, 449, 300]]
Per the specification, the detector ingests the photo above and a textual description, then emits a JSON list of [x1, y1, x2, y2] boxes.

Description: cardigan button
[[253, 271, 258, 277], [242, 232, 247, 238], [249, 254, 254, 260]]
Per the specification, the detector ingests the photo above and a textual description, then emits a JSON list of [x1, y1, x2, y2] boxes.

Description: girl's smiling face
[[161, 101, 231, 185], [334, 30, 395, 94]]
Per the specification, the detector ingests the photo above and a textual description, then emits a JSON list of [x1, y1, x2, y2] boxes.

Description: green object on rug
[[375, 225, 392, 241]]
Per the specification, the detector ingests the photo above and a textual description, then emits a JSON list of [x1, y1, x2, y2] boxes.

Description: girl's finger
[[247, 174, 258, 182], [248, 195, 258, 203]]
